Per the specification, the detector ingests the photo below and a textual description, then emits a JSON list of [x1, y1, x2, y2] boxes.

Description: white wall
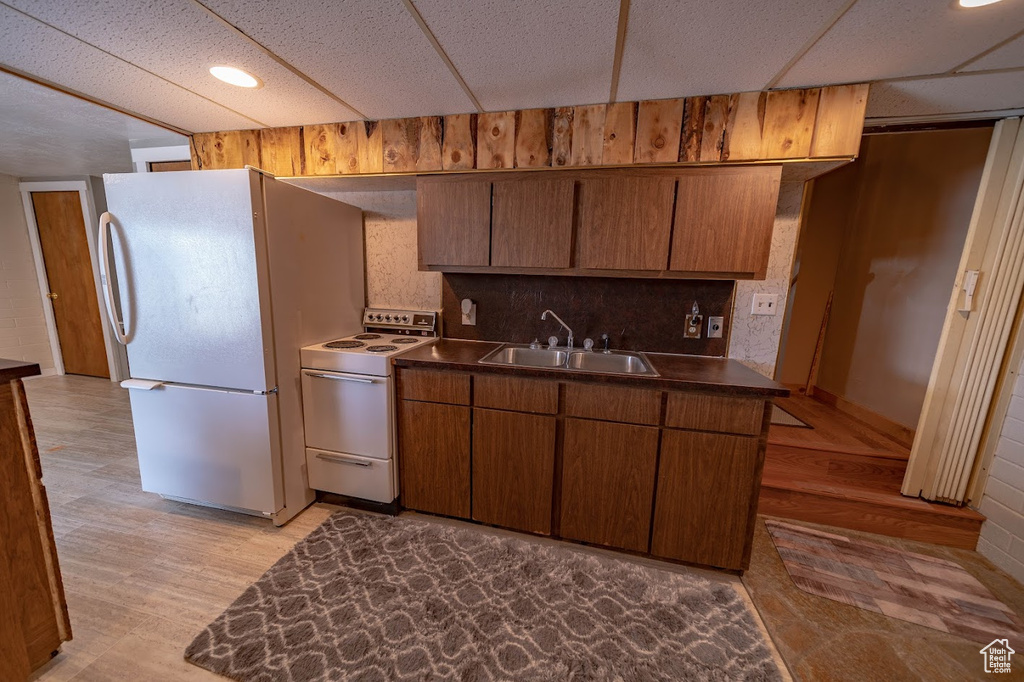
[[0, 173, 53, 369], [978, 356, 1024, 584], [727, 181, 805, 378]]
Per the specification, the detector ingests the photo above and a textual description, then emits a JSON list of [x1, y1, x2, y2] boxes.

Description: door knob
[[46, 292, 58, 300]]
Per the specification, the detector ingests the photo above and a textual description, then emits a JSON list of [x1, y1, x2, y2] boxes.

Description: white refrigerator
[[100, 169, 364, 525]]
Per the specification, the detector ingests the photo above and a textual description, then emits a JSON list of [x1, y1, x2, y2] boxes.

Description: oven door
[[301, 369, 392, 459]]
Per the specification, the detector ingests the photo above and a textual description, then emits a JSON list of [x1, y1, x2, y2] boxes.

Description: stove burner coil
[[323, 340, 365, 349], [353, 333, 381, 340], [390, 338, 418, 344], [365, 345, 398, 353]]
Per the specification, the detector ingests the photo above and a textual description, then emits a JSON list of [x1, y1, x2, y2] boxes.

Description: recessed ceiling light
[[959, 0, 1003, 7], [209, 66, 261, 88]]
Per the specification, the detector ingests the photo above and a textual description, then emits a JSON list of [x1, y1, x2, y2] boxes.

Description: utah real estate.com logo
[[981, 639, 1014, 674]]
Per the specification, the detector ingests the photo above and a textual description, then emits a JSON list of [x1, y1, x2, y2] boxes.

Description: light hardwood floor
[[25, 375, 338, 681]]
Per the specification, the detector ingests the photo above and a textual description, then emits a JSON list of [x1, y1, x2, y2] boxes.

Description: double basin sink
[[478, 344, 659, 377]]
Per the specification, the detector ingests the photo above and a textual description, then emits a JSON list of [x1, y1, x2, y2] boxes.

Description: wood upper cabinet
[[491, 177, 575, 268], [576, 174, 677, 270], [398, 400, 470, 517], [416, 177, 491, 267], [559, 418, 659, 552], [651, 431, 762, 570], [669, 166, 782, 278], [472, 409, 557, 534]]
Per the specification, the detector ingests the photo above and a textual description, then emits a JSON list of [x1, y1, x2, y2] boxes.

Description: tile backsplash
[[442, 273, 735, 356]]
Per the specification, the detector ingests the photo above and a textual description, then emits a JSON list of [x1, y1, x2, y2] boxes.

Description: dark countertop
[[0, 359, 41, 384], [392, 340, 789, 397]]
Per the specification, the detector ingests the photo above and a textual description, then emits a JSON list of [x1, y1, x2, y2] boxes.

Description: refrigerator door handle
[[98, 211, 128, 345], [302, 370, 376, 384]]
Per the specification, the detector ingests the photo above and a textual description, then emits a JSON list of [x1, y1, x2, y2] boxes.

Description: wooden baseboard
[[809, 386, 916, 449]]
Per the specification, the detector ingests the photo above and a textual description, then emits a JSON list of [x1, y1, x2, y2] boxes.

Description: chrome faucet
[[541, 309, 574, 349]]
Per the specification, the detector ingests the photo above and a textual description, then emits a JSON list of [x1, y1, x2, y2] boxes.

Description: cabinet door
[[669, 166, 782, 278], [398, 400, 470, 518], [560, 419, 659, 551], [576, 174, 676, 270], [491, 177, 575, 268], [416, 178, 491, 267], [652, 431, 762, 570], [472, 409, 556, 534]]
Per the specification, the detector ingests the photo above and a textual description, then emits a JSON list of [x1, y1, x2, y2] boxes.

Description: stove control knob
[[402, 315, 409, 322], [385, 314, 392, 321]]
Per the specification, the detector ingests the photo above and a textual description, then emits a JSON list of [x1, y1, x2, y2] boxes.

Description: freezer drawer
[[126, 383, 284, 514], [301, 369, 392, 459], [306, 448, 396, 503]]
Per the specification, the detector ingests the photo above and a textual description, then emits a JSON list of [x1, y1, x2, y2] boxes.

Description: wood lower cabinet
[[560, 418, 660, 552], [398, 400, 471, 517], [416, 177, 491, 267], [652, 430, 762, 570], [471, 409, 556, 534]]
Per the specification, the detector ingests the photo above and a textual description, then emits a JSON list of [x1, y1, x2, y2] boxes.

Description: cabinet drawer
[[664, 393, 765, 435], [473, 374, 558, 414], [398, 369, 470, 405], [564, 383, 661, 425]]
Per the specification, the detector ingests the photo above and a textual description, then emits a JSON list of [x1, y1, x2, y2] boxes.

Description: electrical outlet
[[751, 293, 778, 316], [684, 314, 703, 339], [708, 316, 724, 338]]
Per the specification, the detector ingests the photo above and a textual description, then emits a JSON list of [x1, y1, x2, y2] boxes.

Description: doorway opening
[[762, 125, 995, 547]]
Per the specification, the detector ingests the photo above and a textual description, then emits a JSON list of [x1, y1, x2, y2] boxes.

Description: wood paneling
[[679, 96, 707, 163], [398, 400, 470, 517], [491, 177, 575, 268], [259, 126, 303, 176], [304, 123, 343, 175], [652, 430, 761, 569], [472, 374, 559, 414], [760, 88, 821, 159], [570, 104, 606, 166], [416, 177, 492, 267], [477, 111, 516, 169], [148, 160, 191, 172], [32, 191, 109, 378], [560, 419, 659, 552], [699, 95, 731, 163], [669, 165, 782, 278], [472, 409, 556, 534], [564, 383, 661, 425], [515, 109, 553, 168], [810, 84, 869, 158], [665, 392, 765, 435], [634, 98, 684, 164], [397, 368, 470, 405], [190, 129, 261, 170], [723, 91, 768, 162], [442, 114, 476, 171], [335, 121, 364, 174], [356, 121, 383, 174], [602, 102, 636, 165], [0, 378, 70, 671], [551, 107, 574, 167], [383, 117, 443, 173], [576, 173, 676, 270]]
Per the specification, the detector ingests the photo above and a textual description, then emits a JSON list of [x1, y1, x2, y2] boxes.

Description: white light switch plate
[[751, 293, 778, 316]]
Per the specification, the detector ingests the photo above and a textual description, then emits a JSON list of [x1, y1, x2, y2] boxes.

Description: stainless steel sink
[[478, 345, 568, 368], [478, 344, 658, 377], [567, 350, 657, 375]]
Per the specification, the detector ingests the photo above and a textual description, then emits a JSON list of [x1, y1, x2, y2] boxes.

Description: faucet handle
[[547, 336, 559, 349], [530, 338, 541, 350], [583, 338, 594, 351], [601, 333, 611, 352]]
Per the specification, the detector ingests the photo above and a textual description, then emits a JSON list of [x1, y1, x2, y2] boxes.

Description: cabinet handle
[[303, 371, 375, 384], [315, 453, 372, 467]]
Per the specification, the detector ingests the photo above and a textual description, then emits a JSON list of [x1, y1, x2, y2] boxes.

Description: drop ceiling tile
[[865, 72, 1024, 119], [0, 4, 253, 132], [616, 0, 851, 102], [779, 0, 1024, 87], [412, 0, 619, 111], [961, 33, 1024, 72], [0, 71, 184, 177], [3, 0, 358, 129], [198, 0, 476, 120]]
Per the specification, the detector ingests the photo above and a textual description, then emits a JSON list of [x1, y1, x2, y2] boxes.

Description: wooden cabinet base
[[0, 375, 71, 678]]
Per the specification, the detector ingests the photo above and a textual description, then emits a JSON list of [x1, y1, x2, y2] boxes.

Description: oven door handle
[[302, 371, 376, 384], [315, 452, 372, 467]]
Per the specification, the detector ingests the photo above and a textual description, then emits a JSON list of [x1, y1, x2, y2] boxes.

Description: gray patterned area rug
[[186, 511, 783, 681]]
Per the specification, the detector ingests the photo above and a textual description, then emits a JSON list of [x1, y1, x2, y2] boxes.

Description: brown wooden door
[[472, 408, 556, 534], [491, 177, 575, 268], [651, 430, 762, 570], [31, 192, 109, 378], [416, 177, 492, 267], [559, 418, 659, 551], [576, 173, 676, 270], [398, 400, 470, 517], [669, 166, 782, 278]]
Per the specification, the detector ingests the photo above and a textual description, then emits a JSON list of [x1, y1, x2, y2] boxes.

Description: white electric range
[[300, 309, 438, 504]]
